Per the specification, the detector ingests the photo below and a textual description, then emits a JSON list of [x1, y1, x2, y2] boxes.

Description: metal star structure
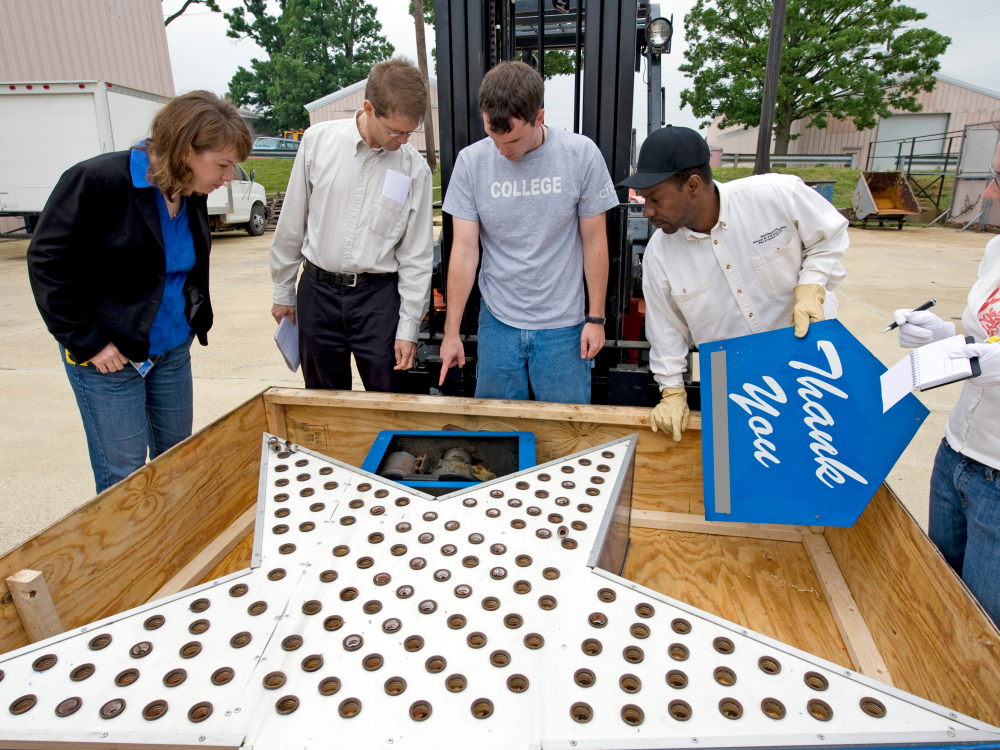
[[1, 434, 998, 749]]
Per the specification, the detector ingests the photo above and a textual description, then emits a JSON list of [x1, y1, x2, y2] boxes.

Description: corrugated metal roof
[[305, 76, 438, 112], [934, 72, 1000, 103]]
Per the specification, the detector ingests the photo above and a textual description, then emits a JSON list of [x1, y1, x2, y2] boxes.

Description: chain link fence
[[944, 120, 1000, 230]]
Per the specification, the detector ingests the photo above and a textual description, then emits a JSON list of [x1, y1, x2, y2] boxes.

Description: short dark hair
[[366, 58, 428, 122], [478, 61, 544, 134], [669, 163, 713, 189]]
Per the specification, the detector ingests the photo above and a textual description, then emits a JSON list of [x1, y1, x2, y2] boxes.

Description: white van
[[206, 163, 270, 236]]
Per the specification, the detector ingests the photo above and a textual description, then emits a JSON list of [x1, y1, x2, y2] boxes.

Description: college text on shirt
[[490, 177, 562, 198]]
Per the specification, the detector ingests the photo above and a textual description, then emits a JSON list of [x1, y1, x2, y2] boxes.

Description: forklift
[[398, 0, 694, 410]]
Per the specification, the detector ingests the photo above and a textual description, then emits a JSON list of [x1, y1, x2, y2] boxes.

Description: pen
[[883, 299, 937, 333]]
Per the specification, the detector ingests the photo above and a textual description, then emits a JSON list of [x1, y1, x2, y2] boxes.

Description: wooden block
[[801, 533, 893, 686], [199, 530, 255, 585], [5, 570, 63, 643], [149, 504, 258, 601], [264, 399, 287, 439], [631, 509, 809, 543]]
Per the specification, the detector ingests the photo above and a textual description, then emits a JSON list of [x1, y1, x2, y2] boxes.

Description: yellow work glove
[[649, 387, 690, 442], [789, 284, 826, 338]]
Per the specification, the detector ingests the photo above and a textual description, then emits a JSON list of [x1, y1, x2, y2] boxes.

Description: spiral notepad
[[881, 335, 981, 412]]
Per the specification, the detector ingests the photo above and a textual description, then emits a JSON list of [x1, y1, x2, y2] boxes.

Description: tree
[[412, 0, 436, 170], [225, 0, 394, 133], [679, 0, 951, 155], [163, 0, 220, 26], [408, 0, 436, 75]]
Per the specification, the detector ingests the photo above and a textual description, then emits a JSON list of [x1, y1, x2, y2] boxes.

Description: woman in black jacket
[[28, 91, 252, 494]]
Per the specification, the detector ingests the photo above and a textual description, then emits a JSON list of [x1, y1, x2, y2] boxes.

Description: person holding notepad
[[894, 154, 1000, 625]]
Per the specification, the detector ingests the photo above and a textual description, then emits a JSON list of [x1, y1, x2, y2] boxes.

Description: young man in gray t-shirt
[[440, 61, 618, 404]]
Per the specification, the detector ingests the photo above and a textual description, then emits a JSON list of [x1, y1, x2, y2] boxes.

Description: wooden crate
[[1, 387, 998, 725]]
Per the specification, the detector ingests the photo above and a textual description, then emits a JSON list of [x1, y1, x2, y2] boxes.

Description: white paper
[[274, 316, 300, 373], [911, 335, 973, 389], [881, 354, 915, 413], [381, 169, 412, 205]]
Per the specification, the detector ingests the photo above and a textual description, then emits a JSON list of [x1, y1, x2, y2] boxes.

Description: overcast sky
[[163, 0, 1000, 141]]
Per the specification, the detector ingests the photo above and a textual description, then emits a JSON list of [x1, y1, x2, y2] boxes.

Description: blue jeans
[[475, 304, 592, 404], [929, 438, 1000, 627], [61, 334, 195, 495]]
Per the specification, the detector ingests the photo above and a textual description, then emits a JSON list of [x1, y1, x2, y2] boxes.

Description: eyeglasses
[[374, 109, 423, 138]]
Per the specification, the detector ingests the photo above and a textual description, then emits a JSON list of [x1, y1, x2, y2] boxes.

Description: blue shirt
[[130, 147, 195, 356]]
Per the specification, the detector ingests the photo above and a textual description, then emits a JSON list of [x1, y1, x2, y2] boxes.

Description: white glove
[[950, 343, 1000, 387], [893, 309, 955, 349]]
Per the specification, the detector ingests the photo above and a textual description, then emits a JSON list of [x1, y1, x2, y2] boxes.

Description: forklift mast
[[424, 0, 688, 408]]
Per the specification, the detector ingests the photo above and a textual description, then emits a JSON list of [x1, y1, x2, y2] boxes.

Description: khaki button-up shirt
[[270, 112, 434, 342], [643, 174, 849, 387]]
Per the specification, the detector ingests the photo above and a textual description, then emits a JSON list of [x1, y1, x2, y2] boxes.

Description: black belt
[[304, 259, 394, 287]]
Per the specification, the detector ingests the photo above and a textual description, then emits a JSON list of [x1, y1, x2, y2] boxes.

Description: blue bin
[[805, 180, 836, 203]]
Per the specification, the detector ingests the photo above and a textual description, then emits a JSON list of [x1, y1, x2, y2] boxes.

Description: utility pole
[[753, 0, 787, 176], [412, 0, 436, 171]]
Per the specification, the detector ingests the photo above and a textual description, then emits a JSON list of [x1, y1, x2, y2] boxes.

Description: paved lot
[[0, 225, 990, 554]]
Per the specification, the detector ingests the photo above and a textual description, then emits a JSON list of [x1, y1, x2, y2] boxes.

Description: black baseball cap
[[617, 125, 710, 189]]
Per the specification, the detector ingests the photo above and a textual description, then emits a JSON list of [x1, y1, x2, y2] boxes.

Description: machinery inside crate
[[361, 429, 536, 496]]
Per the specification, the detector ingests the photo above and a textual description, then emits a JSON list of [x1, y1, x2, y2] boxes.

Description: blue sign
[[701, 320, 928, 527]]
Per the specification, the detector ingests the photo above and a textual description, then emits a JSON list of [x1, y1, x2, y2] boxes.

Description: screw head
[[225, 711, 232, 716], [818, 735, 825, 741], [844, 670, 851, 675], [101, 734, 108, 739], [950, 712, 958, 718], [388, 740, 394, 745], [692, 739, 698, 744], [199, 737, 206, 743], [235, 707, 241, 713], [81, 627, 88, 632], [571, 742, 577, 747], [948, 731, 956, 737]]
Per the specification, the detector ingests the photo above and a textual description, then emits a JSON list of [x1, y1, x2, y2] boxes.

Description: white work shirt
[[643, 174, 849, 387], [270, 113, 434, 342], [945, 235, 1000, 470]]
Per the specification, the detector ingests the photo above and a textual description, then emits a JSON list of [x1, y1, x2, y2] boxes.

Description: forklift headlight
[[646, 17, 672, 53]]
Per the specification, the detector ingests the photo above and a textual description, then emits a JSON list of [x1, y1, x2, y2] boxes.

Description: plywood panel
[[277, 397, 703, 514], [826, 485, 1000, 726], [624, 527, 853, 669], [0, 393, 268, 655], [199, 531, 255, 585]]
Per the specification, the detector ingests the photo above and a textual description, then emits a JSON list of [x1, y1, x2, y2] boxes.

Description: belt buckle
[[345, 272, 357, 288]]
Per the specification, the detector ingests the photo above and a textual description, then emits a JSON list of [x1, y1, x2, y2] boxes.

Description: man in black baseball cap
[[620, 125, 849, 444]]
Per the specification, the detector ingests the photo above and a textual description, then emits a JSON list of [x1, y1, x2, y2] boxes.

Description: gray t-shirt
[[442, 128, 618, 330]]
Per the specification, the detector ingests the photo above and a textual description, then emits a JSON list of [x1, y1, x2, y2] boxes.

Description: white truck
[[0, 80, 269, 236]]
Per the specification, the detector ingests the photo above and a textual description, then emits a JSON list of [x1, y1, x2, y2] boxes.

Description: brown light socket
[[713, 637, 735, 654], [507, 498, 522, 507], [409, 700, 432, 721], [507, 674, 529, 692], [623, 645, 644, 664], [562, 481, 576, 489], [490, 649, 511, 667], [861, 697, 887, 718], [341, 517, 356, 526], [418, 599, 437, 614], [375, 489, 389, 498], [621, 704, 645, 725], [536, 529, 553, 539], [538, 473, 551, 481], [486, 508, 501, 518], [510, 519, 526, 529], [538, 595, 557, 610], [669, 643, 689, 661], [561, 538, 578, 549], [302, 600, 323, 615], [425, 656, 446, 673], [635, 602, 655, 618], [462, 555, 480, 568], [70, 663, 95, 682], [482, 596, 501, 610], [323, 615, 344, 631], [548, 513, 564, 524], [275, 464, 289, 472], [570, 701, 593, 723], [418, 533, 434, 544], [163, 669, 187, 688], [89, 634, 113, 650], [319, 466, 333, 475], [382, 618, 402, 634], [391, 544, 408, 556], [423, 511, 439, 521], [309, 503, 325, 513], [445, 520, 460, 531], [543, 567, 560, 580], [471, 698, 494, 719], [358, 483, 372, 492], [666, 669, 688, 689], [318, 677, 341, 696], [409, 558, 427, 570], [349, 500, 364, 509], [589, 612, 608, 628], [10, 694, 36, 715], [333, 545, 350, 556], [455, 584, 473, 598], [211, 667, 234, 685], [275, 508, 290, 518], [356, 557, 374, 569], [301, 655, 324, 673], [384, 677, 407, 695], [396, 522, 411, 532], [395, 497, 410, 506], [523, 633, 545, 649], [513, 580, 531, 594], [619, 673, 642, 693], [448, 614, 467, 629], [590, 476, 605, 485], [229, 584, 249, 597], [179, 641, 202, 659], [808, 699, 833, 721], [405, 635, 425, 651], [535, 490, 549, 498], [343, 634, 363, 651], [320, 570, 339, 582], [468, 533, 484, 544], [55, 697, 82, 717], [368, 532, 384, 543], [100, 698, 126, 719], [555, 497, 570, 506], [669, 699, 692, 721], [805, 671, 829, 691], [32, 654, 57, 672], [491, 567, 508, 580], [397, 585, 415, 598], [340, 587, 359, 601], [597, 588, 616, 602], [268, 568, 286, 581], [718, 698, 743, 720], [279, 543, 297, 554], [467, 632, 487, 648], [504, 613, 523, 629], [527, 506, 541, 516], [274, 489, 289, 498], [515, 554, 532, 567], [434, 569, 453, 581], [115, 668, 139, 687], [295, 459, 309, 467], [578, 503, 593, 513], [582, 638, 603, 655], [275, 695, 299, 715], [362, 653, 384, 671], [445, 674, 467, 692], [144, 615, 165, 630], [142, 699, 168, 720], [516, 481, 530, 490], [130, 641, 153, 658], [338, 697, 362, 718], [761, 697, 786, 720], [463, 497, 478, 507], [574, 668, 596, 687], [275, 478, 289, 487], [585, 488, 600, 496], [441, 544, 458, 556], [571, 521, 587, 531], [272, 524, 289, 535], [714, 667, 736, 686], [630, 623, 649, 639], [362, 600, 382, 614], [263, 671, 286, 690]]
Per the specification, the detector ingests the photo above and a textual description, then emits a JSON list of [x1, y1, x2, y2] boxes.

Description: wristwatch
[[585, 316, 606, 325]]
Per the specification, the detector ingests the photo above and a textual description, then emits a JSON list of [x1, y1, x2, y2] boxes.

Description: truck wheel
[[247, 203, 266, 236]]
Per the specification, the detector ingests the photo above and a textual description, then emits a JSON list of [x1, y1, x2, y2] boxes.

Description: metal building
[[305, 77, 441, 154]]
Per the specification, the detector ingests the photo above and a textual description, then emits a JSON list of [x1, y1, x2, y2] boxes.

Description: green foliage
[[163, 0, 221, 26], [544, 51, 579, 79], [242, 158, 295, 193], [679, 0, 951, 154], [226, 0, 395, 133]]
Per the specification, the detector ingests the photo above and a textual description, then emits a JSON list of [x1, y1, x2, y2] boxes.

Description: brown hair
[[478, 61, 544, 134], [365, 58, 428, 122], [142, 91, 253, 200]]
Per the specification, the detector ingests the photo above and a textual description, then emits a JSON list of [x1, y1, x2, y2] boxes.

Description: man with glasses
[[270, 58, 433, 392]]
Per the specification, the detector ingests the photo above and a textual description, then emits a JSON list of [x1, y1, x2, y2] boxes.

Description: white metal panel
[[0, 435, 996, 748], [106, 88, 166, 151], [871, 113, 951, 170]]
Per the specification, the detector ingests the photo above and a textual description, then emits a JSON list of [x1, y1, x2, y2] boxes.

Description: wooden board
[[623, 526, 854, 669], [199, 531, 255, 585], [826, 484, 1000, 725], [0, 392, 268, 655], [632, 509, 811, 543]]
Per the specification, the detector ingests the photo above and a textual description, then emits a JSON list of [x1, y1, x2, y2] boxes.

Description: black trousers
[[297, 270, 400, 392]]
